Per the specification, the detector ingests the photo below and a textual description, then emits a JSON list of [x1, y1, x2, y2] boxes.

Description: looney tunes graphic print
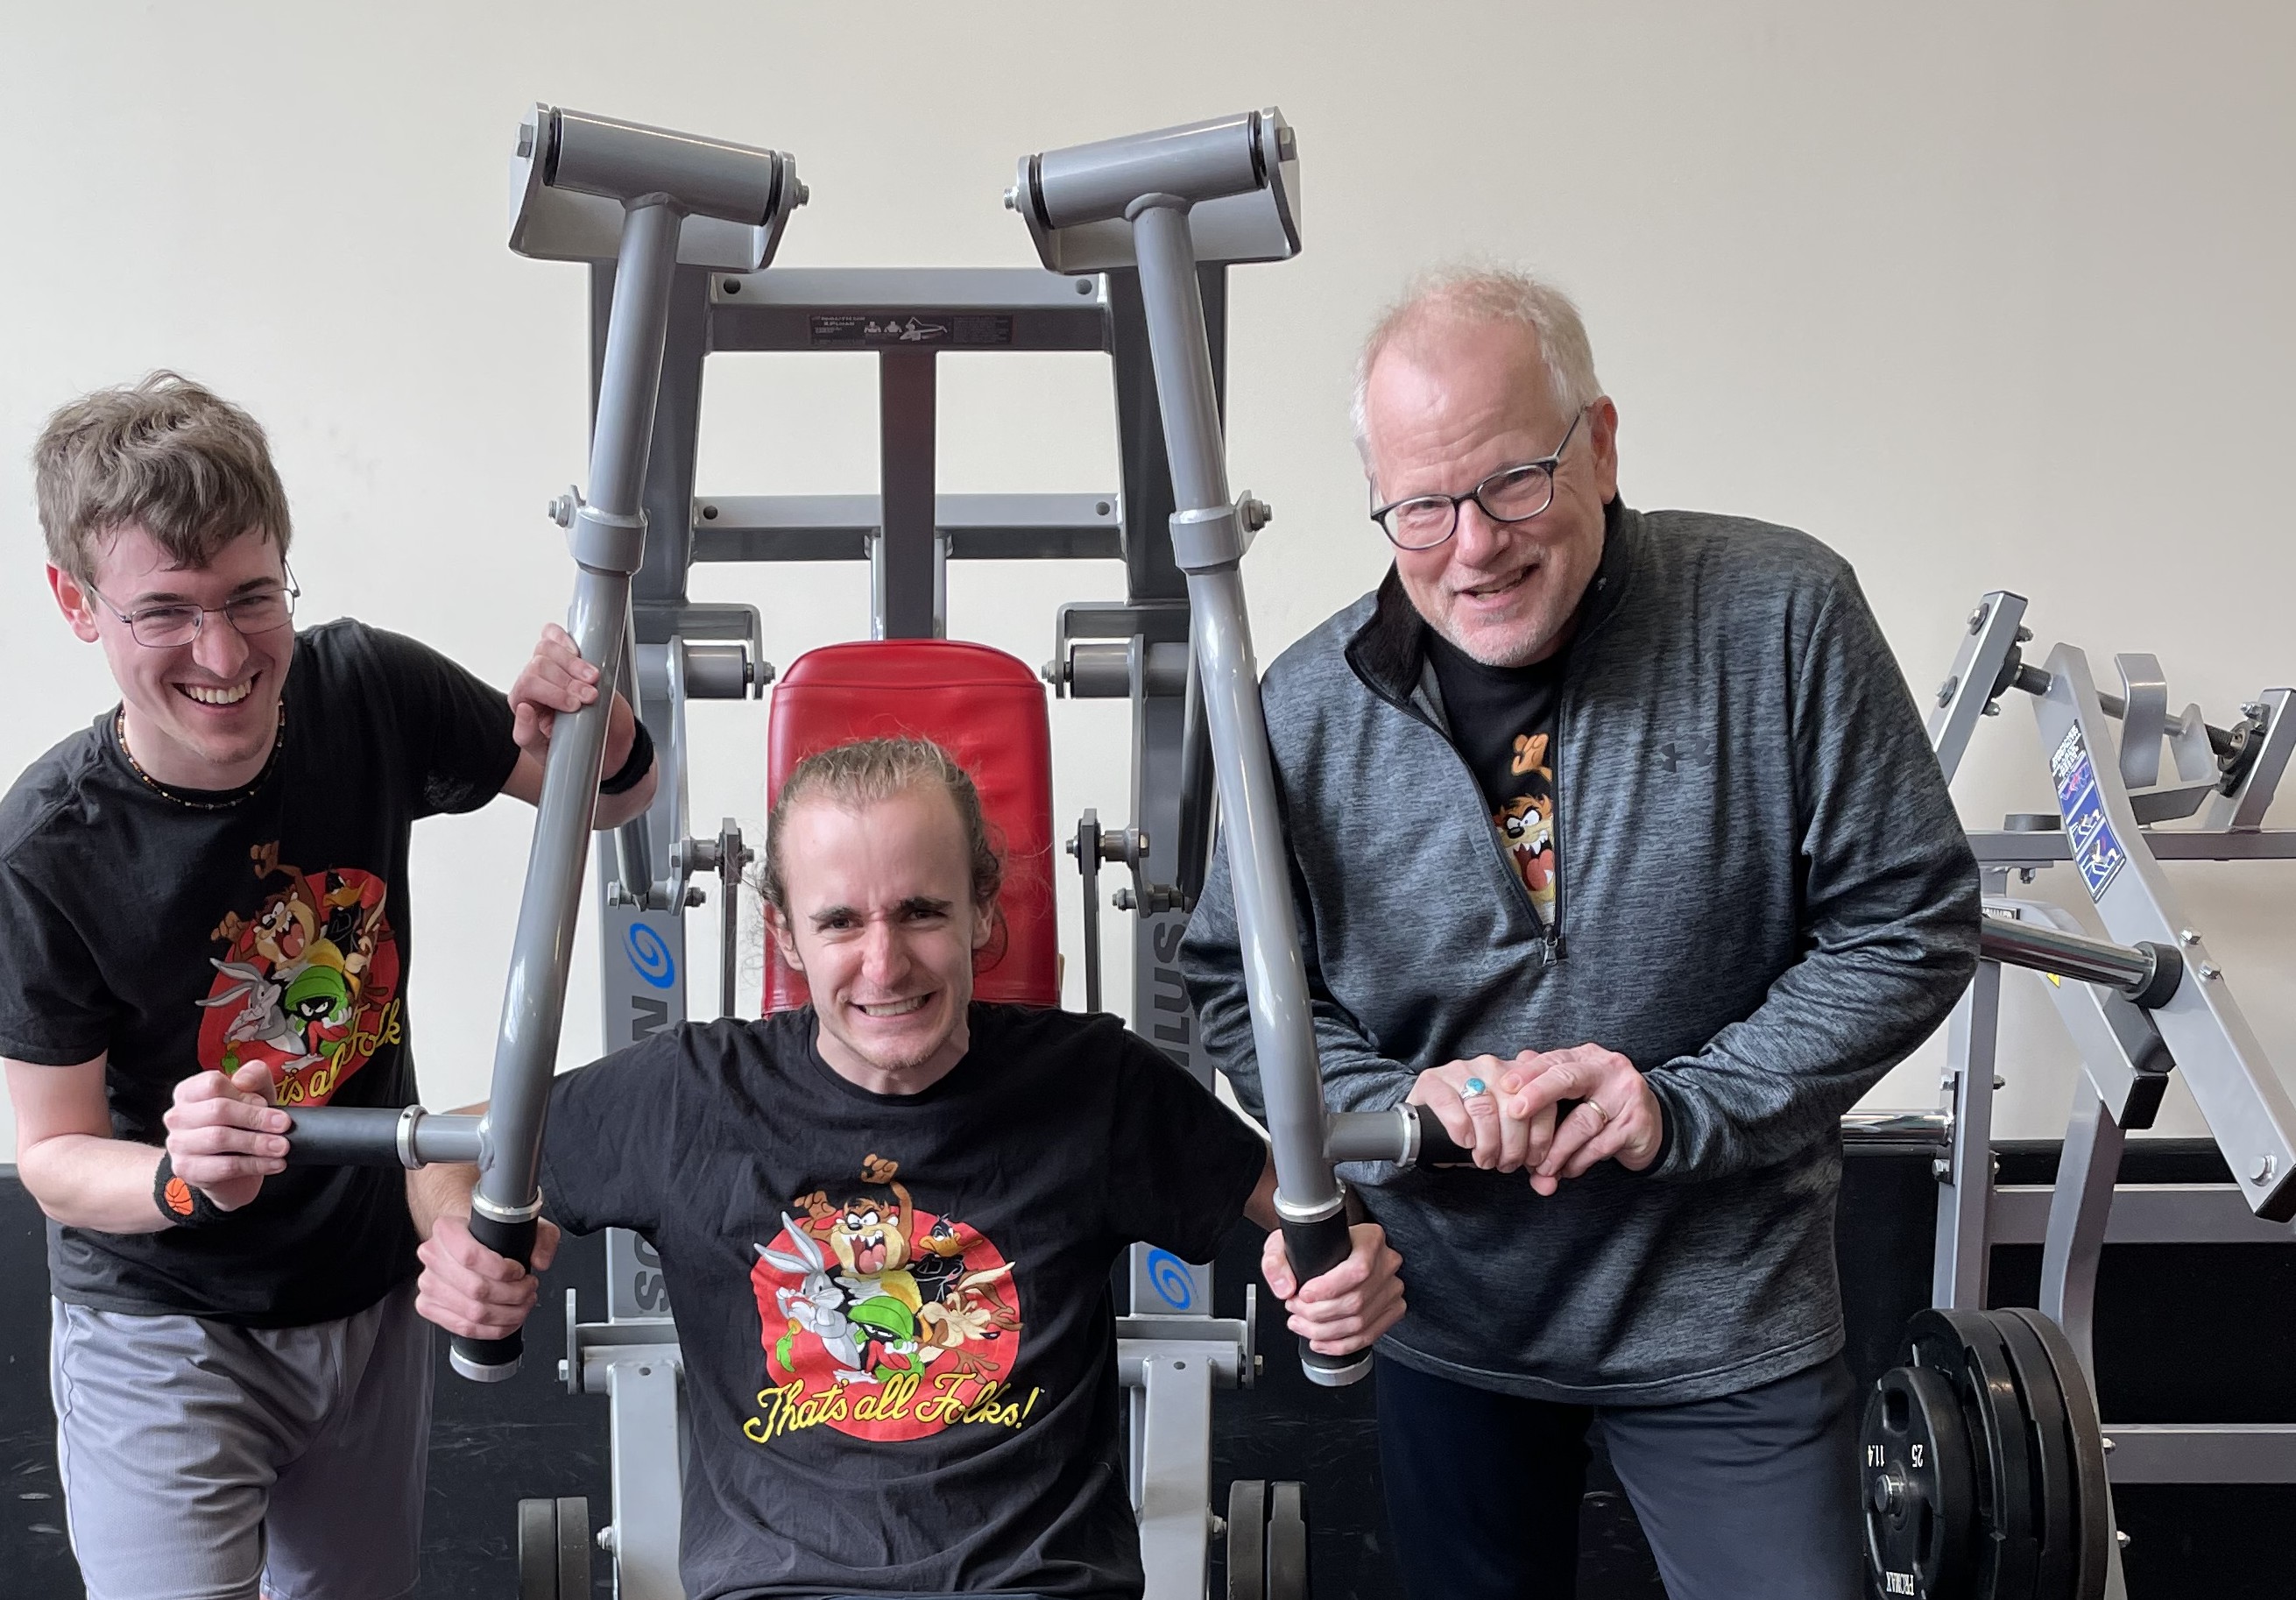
[[1424, 629, 1565, 931], [747, 1153, 1032, 1446], [1495, 731, 1558, 924], [198, 840, 400, 1106]]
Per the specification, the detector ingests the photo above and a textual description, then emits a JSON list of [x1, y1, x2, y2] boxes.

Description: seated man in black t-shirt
[[413, 737, 1404, 1600]]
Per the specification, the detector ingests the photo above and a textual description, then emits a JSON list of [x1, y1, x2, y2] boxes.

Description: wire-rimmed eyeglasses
[[85, 566, 300, 648], [1369, 409, 1587, 551]]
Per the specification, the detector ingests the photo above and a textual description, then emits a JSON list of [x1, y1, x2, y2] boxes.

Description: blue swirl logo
[[625, 924, 676, 989], [1145, 1249, 1195, 1310]]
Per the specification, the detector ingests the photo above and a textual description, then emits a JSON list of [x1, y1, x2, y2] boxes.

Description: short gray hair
[[1350, 266, 1603, 460]]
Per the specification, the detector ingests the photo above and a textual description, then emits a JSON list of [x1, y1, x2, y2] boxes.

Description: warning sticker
[[2050, 723, 2126, 903], [809, 314, 1014, 348]]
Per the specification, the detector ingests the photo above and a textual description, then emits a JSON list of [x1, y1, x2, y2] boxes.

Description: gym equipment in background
[[1857, 592, 2296, 1600]]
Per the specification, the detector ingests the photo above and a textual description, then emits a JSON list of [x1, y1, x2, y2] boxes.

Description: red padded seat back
[[762, 640, 1057, 1015]]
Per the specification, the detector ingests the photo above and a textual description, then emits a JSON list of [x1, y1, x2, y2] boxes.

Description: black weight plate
[[2000, 1308, 2110, 1600], [1907, 1307, 2039, 1600], [1860, 1364, 1979, 1598], [1227, 1479, 1268, 1600], [1267, 1481, 1310, 1600], [516, 1497, 558, 1600], [1989, 1311, 2077, 1600]]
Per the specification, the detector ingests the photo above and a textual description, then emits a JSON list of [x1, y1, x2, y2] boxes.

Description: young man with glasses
[[1181, 270, 1980, 1598], [0, 372, 657, 1600]]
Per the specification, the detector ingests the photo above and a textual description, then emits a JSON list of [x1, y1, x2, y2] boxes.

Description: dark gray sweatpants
[[1375, 1352, 1862, 1599]]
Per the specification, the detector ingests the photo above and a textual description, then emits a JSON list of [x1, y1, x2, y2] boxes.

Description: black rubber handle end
[[1299, 1338, 1373, 1387], [450, 1208, 539, 1384], [1411, 1101, 1473, 1168], [1280, 1208, 1371, 1385]]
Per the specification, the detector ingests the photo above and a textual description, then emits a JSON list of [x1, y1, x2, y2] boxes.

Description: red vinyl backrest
[[761, 640, 1058, 1014]]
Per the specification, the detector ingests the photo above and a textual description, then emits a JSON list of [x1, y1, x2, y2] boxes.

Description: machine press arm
[[282, 105, 806, 1383], [1011, 110, 1472, 1386]]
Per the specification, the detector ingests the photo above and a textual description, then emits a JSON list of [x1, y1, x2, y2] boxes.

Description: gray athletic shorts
[[49, 1280, 433, 1600]]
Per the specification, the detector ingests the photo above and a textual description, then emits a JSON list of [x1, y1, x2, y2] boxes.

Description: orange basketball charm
[[163, 1177, 196, 1217]]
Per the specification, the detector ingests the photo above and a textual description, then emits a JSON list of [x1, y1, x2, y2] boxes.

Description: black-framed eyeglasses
[[86, 565, 300, 648], [1369, 408, 1587, 551]]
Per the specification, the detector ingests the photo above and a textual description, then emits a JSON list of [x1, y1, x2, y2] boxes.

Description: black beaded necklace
[[113, 700, 287, 811]]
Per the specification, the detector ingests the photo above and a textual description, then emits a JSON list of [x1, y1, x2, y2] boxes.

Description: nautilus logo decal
[[1145, 1248, 1196, 1311], [625, 924, 677, 989]]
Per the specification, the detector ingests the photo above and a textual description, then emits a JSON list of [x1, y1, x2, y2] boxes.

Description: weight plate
[[2000, 1308, 2111, 1600], [1267, 1481, 1310, 1600], [1988, 1310, 2077, 1599], [1860, 1363, 1980, 1598], [553, 1496, 591, 1597], [1226, 1479, 1268, 1600], [516, 1498, 558, 1600], [1906, 1307, 2040, 1600]]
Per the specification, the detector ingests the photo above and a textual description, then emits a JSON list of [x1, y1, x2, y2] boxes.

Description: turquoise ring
[[1462, 1077, 1489, 1097]]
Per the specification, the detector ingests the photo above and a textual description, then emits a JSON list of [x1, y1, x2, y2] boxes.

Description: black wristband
[[153, 1152, 226, 1228], [599, 716, 655, 796]]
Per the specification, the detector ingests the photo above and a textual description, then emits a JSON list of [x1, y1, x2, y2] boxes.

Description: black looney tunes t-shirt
[[0, 619, 518, 1325], [538, 1005, 1268, 1600]]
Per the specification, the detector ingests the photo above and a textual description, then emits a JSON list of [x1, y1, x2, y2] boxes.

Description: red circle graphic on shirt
[[195, 865, 399, 1107], [748, 1207, 1027, 1444]]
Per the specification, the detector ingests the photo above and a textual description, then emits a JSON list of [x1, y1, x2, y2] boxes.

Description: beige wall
[[4, 2, 2292, 1157]]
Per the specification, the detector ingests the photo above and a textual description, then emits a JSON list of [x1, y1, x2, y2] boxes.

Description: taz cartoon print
[[1496, 731, 1558, 925]]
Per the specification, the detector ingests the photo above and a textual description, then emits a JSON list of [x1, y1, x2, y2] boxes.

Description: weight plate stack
[[1897, 1308, 2042, 1600], [1860, 1363, 1978, 1597], [1999, 1307, 2112, 1600], [1988, 1308, 2081, 1597], [515, 1496, 590, 1600]]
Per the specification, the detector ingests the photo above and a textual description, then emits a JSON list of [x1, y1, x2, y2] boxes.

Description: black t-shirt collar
[[799, 1002, 989, 1107], [100, 695, 287, 810]]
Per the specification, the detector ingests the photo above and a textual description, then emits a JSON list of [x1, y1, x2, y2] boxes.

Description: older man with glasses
[[1181, 269, 1981, 1598], [1, 372, 656, 1600]]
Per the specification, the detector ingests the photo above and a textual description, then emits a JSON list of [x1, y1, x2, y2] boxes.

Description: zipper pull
[[1544, 931, 1567, 964]]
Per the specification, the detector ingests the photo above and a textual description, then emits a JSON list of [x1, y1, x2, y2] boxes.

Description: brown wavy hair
[[32, 372, 293, 583]]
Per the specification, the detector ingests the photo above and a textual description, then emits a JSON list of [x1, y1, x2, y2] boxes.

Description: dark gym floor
[[3, 1144, 2291, 1597]]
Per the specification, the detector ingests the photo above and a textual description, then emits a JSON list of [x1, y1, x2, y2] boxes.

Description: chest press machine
[[1855, 592, 2296, 1600], [283, 103, 1466, 1600]]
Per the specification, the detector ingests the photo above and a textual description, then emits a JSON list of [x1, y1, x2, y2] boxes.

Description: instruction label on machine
[[2051, 723, 2127, 903], [810, 313, 1014, 347]]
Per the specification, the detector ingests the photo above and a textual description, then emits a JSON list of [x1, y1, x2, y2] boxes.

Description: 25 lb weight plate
[[1861, 1363, 1979, 1598], [1902, 1308, 2042, 1600]]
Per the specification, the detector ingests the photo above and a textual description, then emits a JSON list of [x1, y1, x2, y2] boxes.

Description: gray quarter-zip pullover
[[1181, 502, 1980, 1405]]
